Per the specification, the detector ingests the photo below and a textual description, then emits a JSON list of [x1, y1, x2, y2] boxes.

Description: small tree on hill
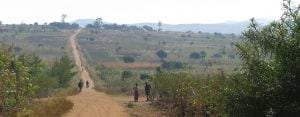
[[61, 14, 67, 23], [200, 51, 207, 60], [122, 71, 132, 80], [94, 18, 103, 30], [189, 52, 200, 59], [158, 21, 162, 31], [140, 73, 152, 80], [123, 56, 135, 63], [156, 50, 167, 61]]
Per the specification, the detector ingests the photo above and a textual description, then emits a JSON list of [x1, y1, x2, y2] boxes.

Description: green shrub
[[156, 50, 167, 60], [123, 56, 135, 63], [161, 61, 187, 69], [211, 53, 222, 59], [189, 52, 200, 59], [140, 73, 152, 81], [122, 71, 133, 80]]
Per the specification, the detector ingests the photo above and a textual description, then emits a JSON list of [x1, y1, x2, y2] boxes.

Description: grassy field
[[0, 28, 242, 116], [77, 29, 240, 72], [0, 30, 82, 95], [76, 29, 241, 94], [0, 31, 72, 61]]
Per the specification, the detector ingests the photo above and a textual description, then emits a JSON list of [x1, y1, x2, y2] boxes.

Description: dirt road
[[63, 29, 129, 117]]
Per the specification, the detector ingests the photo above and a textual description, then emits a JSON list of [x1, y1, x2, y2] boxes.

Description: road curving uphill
[[63, 29, 128, 117]]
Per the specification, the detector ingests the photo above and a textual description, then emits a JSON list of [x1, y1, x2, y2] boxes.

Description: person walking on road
[[145, 82, 151, 101], [133, 83, 139, 102], [78, 79, 84, 92], [86, 80, 90, 88]]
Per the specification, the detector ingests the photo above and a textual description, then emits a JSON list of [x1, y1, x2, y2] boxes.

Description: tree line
[[85, 18, 162, 32], [0, 22, 79, 33]]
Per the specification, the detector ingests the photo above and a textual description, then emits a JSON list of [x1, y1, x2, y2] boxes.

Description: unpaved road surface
[[63, 29, 129, 117]]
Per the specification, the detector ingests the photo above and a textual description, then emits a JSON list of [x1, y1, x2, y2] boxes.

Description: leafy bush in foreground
[[224, 1, 300, 116], [152, 71, 225, 116], [0, 49, 37, 115]]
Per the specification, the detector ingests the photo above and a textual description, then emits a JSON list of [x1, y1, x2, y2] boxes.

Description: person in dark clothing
[[133, 83, 139, 102], [145, 82, 151, 101], [86, 80, 89, 88], [78, 79, 84, 92]]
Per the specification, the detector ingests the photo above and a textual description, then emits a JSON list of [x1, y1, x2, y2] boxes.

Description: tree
[[140, 73, 152, 80], [48, 22, 78, 29], [143, 25, 153, 31], [18, 54, 43, 77], [70, 23, 79, 29], [17, 54, 59, 97], [189, 52, 200, 59], [224, 0, 300, 116], [211, 53, 222, 59], [156, 50, 167, 60], [162, 61, 187, 69], [94, 18, 103, 30], [122, 71, 132, 80], [49, 56, 76, 88], [200, 51, 207, 60], [34, 22, 38, 26], [158, 21, 162, 31], [190, 42, 194, 45], [0, 49, 37, 115], [61, 14, 67, 23], [86, 24, 94, 28], [123, 56, 135, 63]]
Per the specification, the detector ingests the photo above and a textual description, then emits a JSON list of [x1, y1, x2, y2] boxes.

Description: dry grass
[[56, 87, 80, 96], [102, 62, 160, 69], [120, 97, 170, 117], [113, 95, 170, 117], [17, 97, 73, 117]]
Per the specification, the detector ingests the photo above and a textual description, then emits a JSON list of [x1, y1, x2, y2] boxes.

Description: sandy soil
[[63, 29, 129, 117]]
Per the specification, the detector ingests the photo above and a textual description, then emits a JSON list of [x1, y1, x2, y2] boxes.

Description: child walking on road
[[133, 83, 139, 102]]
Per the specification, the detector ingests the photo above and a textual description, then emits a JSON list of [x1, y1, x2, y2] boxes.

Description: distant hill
[[72, 19, 271, 34]]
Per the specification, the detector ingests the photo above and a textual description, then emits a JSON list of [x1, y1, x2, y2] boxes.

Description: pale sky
[[1, 0, 300, 24]]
